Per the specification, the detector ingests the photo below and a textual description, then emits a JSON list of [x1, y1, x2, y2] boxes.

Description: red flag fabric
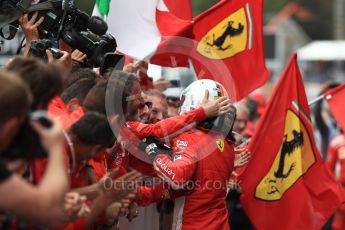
[[150, 8, 193, 67], [163, 0, 192, 20], [324, 84, 345, 132], [239, 53, 344, 230], [191, 0, 270, 101]]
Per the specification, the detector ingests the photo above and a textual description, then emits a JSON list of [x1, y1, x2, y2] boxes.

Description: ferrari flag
[[324, 84, 345, 132], [191, 0, 270, 101], [239, 53, 344, 230]]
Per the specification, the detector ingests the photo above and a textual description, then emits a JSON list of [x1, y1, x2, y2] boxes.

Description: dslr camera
[[0, 0, 119, 67], [1, 111, 53, 160], [30, 39, 62, 61]]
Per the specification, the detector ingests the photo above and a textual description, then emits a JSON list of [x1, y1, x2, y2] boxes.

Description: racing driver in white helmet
[[139, 79, 236, 230]]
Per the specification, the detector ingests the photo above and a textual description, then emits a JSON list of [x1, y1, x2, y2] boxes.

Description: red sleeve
[[48, 97, 73, 129], [31, 146, 70, 185], [153, 134, 197, 189], [48, 97, 85, 129], [48, 96, 67, 118], [88, 159, 106, 180], [137, 184, 164, 207], [51, 219, 86, 230], [129, 155, 157, 177], [68, 106, 85, 125], [127, 107, 206, 139]]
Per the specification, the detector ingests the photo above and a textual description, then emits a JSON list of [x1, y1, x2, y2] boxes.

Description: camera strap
[[15, 0, 34, 12], [0, 22, 19, 40], [26, 1, 55, 12], [63, 131, 76, 175]]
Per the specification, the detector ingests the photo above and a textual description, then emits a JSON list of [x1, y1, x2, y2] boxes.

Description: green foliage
[[76, 0, 96, 15], [191, 0, 219, 16], [264, 0, 287, 13]]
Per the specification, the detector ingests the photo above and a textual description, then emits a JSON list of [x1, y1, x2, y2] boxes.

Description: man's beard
[[139, 114, 150, 124], [126, 100, 143, 122], [148, 117, 160, 124], [126, 111, 140, 122]]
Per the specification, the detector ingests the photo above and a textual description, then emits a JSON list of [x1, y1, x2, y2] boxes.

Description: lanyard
[[63, 130, 76, 175]]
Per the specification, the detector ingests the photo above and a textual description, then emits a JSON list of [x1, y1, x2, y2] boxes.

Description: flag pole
[[308, 95, 324, 106], [308, 93, 334, 106]]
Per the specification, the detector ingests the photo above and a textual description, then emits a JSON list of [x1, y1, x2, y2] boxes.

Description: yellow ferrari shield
[[216, 140, 225, 152], [197, 7, 248, 59], [255, 109, 316, 201]]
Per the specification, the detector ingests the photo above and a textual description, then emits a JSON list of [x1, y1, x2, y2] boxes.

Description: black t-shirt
[[0, 159, 12, 183]]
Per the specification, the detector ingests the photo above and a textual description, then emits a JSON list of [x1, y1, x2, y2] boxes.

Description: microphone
[[88, 16, 108, 35], [57, 0, 76, 40]]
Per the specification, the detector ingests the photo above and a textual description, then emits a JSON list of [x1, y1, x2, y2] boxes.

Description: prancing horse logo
[[206, 21, 244, 51], [196, 7, 249, 60], [255, 108, 316, 201], [274, 130, 304, 179]]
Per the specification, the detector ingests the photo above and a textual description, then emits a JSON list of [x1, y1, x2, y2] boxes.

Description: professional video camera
[[0, 0, 119, 67]]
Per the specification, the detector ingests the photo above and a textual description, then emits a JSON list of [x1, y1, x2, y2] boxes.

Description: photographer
[[18, 12, 72, 76], [18, 12, 44, 57], [0, 71, 69, 227]]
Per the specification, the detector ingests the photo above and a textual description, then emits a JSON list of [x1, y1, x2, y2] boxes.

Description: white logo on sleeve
[[146, 143, 157, 155], [176, 140, 188, 147], [155, 158, 176, 180]]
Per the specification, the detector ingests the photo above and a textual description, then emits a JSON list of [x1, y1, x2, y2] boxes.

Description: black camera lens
[[30, 111, 53, 128], [37, 43, 45, 49]]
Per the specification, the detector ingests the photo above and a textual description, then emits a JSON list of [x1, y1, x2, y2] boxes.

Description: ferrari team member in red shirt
[[138, 79, 236, 230], [100, 72, 231, 226], [102, 72, 231, 175], [32, 112, 115, 188], [328, 134, 345, 230]]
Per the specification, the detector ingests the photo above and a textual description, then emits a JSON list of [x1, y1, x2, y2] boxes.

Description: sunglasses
[[167, 97, 180, 108], [138, 101, 153, 109]]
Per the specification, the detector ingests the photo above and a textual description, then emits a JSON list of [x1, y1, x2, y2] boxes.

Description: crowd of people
[[0, 10, 242, 230], [0, 7, 344, 230]]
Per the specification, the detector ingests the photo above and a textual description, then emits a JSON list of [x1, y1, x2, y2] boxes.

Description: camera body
[[1, 111, 53, 160], [30, 39, 62, 61], [1, 0, 117, 67]]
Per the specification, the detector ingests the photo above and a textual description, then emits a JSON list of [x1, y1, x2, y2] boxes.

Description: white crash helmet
[[180, 79, 229, 114]]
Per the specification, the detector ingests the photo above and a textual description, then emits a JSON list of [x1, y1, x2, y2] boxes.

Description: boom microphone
[[88, 16, 108, 35]]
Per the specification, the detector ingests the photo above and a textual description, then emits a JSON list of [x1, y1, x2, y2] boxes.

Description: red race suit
[[151, 129, 235, 230], [105, 107, 207, 175]]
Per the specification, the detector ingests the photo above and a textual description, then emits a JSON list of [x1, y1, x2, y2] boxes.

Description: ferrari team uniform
[[151, 129, 235, 230], [105, 107, 207, 175]]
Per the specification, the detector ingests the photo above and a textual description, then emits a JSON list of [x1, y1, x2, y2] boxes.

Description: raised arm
[[127, 91, 230, 139], [139, 133, 197, 190], [0, 120, 68, 227]]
